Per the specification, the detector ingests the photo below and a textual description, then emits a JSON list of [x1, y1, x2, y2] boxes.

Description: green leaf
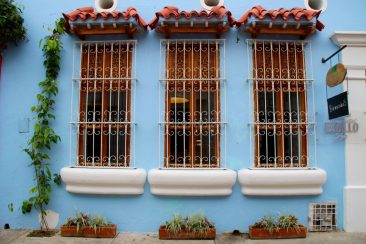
[[21, 201, 33, 214], [53, 174, 62, 185], [8, 203, 14, 213], [29, 187, 37, 194]]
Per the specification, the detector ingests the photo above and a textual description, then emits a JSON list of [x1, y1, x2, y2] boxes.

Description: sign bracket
[[321, 45, 347, 64]]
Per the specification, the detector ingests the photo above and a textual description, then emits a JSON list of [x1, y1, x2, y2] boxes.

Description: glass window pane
[[107, 92, 127, 122], [85, 128, 101, 163], [284, 92, 302, 123], [168, 129, 191, 166], [258, 129, 276, 164], [194, 128, 217, 166], [258, 92, 276, 123], [107, 127, 127, 166], [169, 91, 190, 123], [195, 92, 216, 122], [86, 92, 102, 122]]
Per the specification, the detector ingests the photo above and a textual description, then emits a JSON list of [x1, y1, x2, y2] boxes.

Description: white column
[[331, 32, 366, 232]]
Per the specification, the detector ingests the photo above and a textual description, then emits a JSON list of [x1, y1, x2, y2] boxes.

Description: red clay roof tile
[[63, 6, 148, 30], [149, 6, 235, 29], [236, 5, 324, 31]]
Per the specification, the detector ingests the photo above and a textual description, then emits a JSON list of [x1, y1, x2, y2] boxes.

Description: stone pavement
[[1, 229, 366, 244]]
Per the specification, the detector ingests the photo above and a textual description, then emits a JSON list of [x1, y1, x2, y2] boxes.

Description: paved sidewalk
[[1, 229, 366, 244]]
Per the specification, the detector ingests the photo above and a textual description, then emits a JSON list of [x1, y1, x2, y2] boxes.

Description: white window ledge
[[60, 167, 146, 195], [148, 169, 237, 196], [238, 168, 327, 196]]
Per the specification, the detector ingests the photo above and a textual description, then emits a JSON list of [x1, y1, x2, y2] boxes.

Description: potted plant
[[60, 212, 117, 238], [159, 213, 216, 240], [249, 214, 307, 239]]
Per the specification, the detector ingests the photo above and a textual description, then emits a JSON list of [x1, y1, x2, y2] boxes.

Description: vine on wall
[[22, 18, 65, 231]]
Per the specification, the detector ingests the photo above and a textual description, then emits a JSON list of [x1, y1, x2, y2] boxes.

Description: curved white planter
[[238, 168, 327, 196], [61, 167, 146, 195], [148, 169, 237, 196]]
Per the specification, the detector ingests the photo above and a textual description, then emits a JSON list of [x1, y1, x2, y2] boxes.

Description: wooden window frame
[[163, 41, 222, 168], [164, 81, 221, 168], [77, 42, 133, 167], [252, 41, 309, 168]]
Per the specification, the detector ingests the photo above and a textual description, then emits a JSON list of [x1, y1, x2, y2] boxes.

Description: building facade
[[1, 0, 366, 233]]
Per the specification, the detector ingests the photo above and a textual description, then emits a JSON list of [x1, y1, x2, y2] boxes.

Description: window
[[70, 40, 136, 167], [247, 39, 316, 168], [159, 39, 226, 168]]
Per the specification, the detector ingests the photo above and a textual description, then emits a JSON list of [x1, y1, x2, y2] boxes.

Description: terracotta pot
[[60, 224, 117, 238], [159, 226, 216, 240], [249, 225, 307, 239]]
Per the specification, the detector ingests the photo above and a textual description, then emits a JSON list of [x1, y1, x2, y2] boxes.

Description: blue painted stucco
[[0, 0, 364, 233]]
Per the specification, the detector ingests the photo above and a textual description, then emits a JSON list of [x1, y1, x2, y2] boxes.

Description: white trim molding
[[331, 32, 366, 47], [61, 167, 146, 195], [148, 169, 236, 196], [344, 186, 366, 232], [238, 168, 327, 196], [331, 31, 366, 232]]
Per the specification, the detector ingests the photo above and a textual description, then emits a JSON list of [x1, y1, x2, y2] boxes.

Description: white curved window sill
[[148, 169, 237, 196], [61, 167, 147, 195], [238, 168, 327, 196]]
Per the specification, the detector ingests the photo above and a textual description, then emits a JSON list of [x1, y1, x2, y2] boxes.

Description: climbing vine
[[22, 18, 65, 231]]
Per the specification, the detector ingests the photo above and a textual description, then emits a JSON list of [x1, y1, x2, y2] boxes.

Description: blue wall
[[1, 0, 365, 232]]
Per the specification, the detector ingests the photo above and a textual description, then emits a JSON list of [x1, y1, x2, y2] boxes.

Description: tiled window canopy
[[236, 6, 324, 37], [62, 7, 148, 37], [62, 5, 325, 37], [148, 6, 235, 35]]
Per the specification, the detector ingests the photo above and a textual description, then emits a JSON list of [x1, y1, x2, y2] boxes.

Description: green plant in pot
[[61, 211, 116, 238], [249, 214, 307, 239], [160, 213, 216, 240]]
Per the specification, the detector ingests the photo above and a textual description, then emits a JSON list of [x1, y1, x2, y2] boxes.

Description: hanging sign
[[327, 91, 349, 120], [326, 63, 347, 87]]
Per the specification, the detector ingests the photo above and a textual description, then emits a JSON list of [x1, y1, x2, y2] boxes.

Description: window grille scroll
[[159, 39, 227, 169], [70, 40, 137, 168], [247, 39, 317, 168]]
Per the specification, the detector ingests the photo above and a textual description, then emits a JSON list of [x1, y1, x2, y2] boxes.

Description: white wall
[[332, 32, 366, 232]]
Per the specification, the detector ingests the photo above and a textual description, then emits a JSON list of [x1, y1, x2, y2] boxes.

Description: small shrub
[[0, 0, 26, 49], [89, 215, 112, 233], [277, 214, 301, 231], [186, 213, 212, 234], [64, 212, 90, 232], [165, 214, 185, 234]]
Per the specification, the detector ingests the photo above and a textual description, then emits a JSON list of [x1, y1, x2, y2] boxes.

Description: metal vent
[[309, 202, 337, 231]]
